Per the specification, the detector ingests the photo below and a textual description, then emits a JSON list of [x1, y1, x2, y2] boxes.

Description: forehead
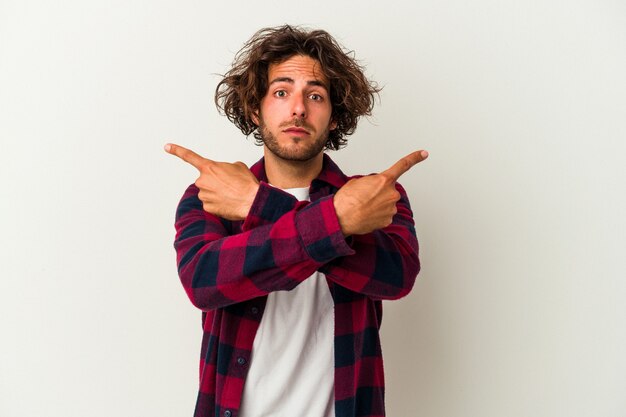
[[267, 55, 329, 86]]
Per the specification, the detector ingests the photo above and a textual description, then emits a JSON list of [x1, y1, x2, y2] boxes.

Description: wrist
[[241, 183, 260, 219], [333, 194, 353, 237]]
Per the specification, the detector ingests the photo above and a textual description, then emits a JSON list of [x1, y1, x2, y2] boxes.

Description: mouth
[[283, 127, 310, 135]]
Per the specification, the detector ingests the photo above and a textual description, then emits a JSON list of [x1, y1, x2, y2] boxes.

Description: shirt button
[[224, 411, 232, 417], [250, 307, 259, 315], [237, 357, 247, 366]]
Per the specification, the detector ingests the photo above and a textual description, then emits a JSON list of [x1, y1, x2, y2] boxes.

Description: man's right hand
[[333, 150, 428, 236], [165, 143, 260, 221]]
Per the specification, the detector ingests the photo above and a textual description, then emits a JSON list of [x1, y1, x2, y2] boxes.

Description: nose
[[291, 93, 306, 118]]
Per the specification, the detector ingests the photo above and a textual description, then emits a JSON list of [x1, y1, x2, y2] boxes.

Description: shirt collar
[[249, 153, 348, 190]]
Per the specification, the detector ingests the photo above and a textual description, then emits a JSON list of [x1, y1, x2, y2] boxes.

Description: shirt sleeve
[[233, 180, 420, 301], [320, 182, 420, 300], [173, 182, 355, 311]]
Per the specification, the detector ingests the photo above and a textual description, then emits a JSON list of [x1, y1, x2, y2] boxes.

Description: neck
[[263, 148, 324, 189]]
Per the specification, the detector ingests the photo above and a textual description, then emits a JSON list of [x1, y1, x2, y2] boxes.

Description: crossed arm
[[167, 144, 428, 310]]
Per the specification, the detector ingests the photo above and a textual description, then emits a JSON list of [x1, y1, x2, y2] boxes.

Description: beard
[[258, 117, 330, 162]]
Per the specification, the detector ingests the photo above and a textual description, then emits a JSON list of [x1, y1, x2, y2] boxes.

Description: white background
[[1, 1, 625, 416]]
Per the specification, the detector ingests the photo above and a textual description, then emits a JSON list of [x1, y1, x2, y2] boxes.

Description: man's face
[[255, 55, 337, 162]]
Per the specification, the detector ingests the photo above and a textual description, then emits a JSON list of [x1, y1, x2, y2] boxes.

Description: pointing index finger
[[164, 143, 210, 170], [382, 150, 429, 181]]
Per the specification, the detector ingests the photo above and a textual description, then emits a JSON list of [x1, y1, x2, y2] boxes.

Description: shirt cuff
[[242, 182, 299, 231], [295, 195, 355, 263]]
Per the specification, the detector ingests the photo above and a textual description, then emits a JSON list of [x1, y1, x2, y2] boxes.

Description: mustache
[[279, 118, 314, 131]]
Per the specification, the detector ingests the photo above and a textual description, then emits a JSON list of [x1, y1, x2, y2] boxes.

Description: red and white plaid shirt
[[173, 154, 420, 417]]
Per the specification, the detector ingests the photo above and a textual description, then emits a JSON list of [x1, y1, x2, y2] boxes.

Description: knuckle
[[379, 172, 392, 182], [199, 159, 215, 171], [377, 175, 393, 187]]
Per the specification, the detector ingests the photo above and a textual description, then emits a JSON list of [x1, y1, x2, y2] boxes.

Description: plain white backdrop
[[1, 1, 625, 416]]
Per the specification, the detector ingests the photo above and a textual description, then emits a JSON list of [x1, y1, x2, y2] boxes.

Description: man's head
[[215, 25, 380, 151]]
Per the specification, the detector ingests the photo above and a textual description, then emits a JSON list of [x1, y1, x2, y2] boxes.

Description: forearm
[[174, 184, 353, 310], [321, 184, 420, 300], [242, 181, 420, 300]]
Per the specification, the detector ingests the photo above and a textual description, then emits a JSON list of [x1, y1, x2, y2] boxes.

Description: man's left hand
[[165, 143, 260, 221]]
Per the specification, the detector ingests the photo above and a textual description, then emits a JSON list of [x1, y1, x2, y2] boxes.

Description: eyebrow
[[269, 77, 329, 90]]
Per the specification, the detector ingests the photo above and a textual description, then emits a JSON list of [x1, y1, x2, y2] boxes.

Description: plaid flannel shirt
[[174, 154, 420, 417]]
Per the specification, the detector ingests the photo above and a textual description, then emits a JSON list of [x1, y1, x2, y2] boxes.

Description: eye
[[274, 90, 287, 98], [309, 93, 324, 101]]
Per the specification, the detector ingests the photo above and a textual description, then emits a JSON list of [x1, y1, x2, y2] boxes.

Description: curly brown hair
[[214, 25, 381, 150]]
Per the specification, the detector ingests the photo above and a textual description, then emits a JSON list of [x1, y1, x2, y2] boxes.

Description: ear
[[330, 119, 338, 131], [251, 110, 260, 126]]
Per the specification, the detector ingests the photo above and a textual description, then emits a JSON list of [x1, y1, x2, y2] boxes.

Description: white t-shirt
[[238, 186, 335, 417]]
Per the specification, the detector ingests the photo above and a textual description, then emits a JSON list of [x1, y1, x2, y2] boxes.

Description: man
[[165, 25, 428, 417]]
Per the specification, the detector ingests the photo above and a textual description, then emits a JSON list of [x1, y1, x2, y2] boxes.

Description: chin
[[271, 150, 321, 162], [261, 129, 328, 162]]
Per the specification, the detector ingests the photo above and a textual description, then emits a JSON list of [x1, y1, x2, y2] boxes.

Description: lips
[[283, 127, 309, 134]]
